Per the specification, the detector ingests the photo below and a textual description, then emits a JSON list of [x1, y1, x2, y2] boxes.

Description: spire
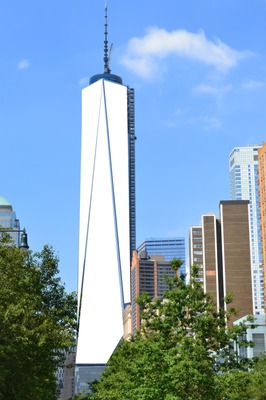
[[104, 2, 110, 73], [89, 2, 123, 85]]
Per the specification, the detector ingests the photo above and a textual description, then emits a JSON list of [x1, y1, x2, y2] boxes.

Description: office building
[[0, 196, 21, 247], [137, 237, 186, 275], [233, 314, 266, 359], [131, 250, 178, 332], [229, 145, 264, 314], [57, 349, 76, 399], [76, 6, 136, 393], [189, 226, 204, 284], [258, 142, 266, 311], [189, 201, 253, 325]]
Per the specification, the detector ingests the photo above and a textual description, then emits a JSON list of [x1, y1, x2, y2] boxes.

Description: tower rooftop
[[90, 4, 122, 86], [0, 196, 11, 207], [90, 72, 122, 85]]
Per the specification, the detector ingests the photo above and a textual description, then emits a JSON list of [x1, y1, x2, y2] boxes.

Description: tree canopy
[[78, 259, 257, 400], [0, 234, 77, 400]]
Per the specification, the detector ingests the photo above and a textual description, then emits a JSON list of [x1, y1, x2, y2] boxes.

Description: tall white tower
[[229, 145, 264, 314], [75, 5, 136, 393]]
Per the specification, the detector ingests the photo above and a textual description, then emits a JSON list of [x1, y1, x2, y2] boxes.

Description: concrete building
[[137, 237, 186, 275], [131, 250, 178, 332], [57, 349, 76, 399], [189, 226, 204, 284], [233, 314, 266, 359], [229, 146, 264, 314], [76, 5, 136, 393], [189, 201, 253, 325]]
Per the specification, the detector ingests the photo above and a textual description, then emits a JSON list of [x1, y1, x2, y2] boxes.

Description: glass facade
[[75, 365, 105, 394], [0, 196, 20, 246], [131, 251, 178, 333], [128, 88, 136, 259], [229, 146, 264, 314], [137, 237, 186, 275]]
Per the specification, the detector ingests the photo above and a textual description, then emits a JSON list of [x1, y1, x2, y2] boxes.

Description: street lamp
[[0, 227, 29, 250]]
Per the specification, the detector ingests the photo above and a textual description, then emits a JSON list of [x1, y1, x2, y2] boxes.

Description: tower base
[[75, 364, 106, 395]]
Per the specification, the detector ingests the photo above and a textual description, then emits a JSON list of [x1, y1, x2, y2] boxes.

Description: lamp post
[[0, 227, 29, 250]]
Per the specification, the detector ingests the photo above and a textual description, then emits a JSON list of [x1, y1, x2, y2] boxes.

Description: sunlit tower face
[[77, 76, 133, 365], [75, 9, 136, 391]]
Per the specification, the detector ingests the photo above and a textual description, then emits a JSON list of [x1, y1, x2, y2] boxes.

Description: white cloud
[[18, 59, 30, 70], [194, 83, 232, 96], [164, 111, 221, 131], [202, 115, 221, 130], [120, 27, 252, 79], [78, 77, 90, 87], [175, 107, 183, 115], [241, 80, 265, 90]]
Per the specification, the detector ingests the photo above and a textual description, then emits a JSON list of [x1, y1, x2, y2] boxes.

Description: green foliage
[[217, 356, 266, 399], [84, 259, 255, 400], [0, 236, 77, 400]]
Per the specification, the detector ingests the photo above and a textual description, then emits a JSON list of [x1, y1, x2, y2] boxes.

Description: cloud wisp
[[120, 27, 252, 79], [78, 77, 90, 87], [241, 80, 265, 90], [194, 83, 232, 96], [18, 59, 30, 71]]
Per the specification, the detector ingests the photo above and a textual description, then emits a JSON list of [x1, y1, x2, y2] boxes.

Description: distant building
[[137, 237, 186, 275], [258, 142, 266, 311], [57, 349, 76, 400], [233, 314, 266, 359], [189, 226, 204, 283], [0, 195, 21, 247], [123, 303, 132, 341], [229, 146, 264, 314], [131, 250, 178, 332], [189, 201, 253, 325]]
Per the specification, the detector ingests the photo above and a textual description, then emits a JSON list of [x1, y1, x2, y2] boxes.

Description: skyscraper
[[76, 6, 136, 393], [137, 237, 186, 275], [189, 201, 253, 325], [258, 142, 266, 311], [229, 146, 264, 314], [189, 226, 204, 285]]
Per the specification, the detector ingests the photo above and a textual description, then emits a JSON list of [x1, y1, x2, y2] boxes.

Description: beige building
[[131, 250, 178, 332], [190, 201, 253, 325], [57, 349, 76, 400]]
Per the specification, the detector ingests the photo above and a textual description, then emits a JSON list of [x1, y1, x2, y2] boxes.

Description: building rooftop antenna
[[104, 2, 111, 73], [90, 2, 122, 84]]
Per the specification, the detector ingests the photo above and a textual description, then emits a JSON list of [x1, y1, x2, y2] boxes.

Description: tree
[[218, 356, 266, 399], [0, 234, 77, 400], [87, 259, 253, 400]]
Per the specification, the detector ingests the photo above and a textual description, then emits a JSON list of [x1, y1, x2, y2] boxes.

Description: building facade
[[0, 196, 21, 247], [229, 145, 264, 314], [131, 250, 178, 332], [189, 226, 204, 283], [258, 142, 266, 311], [189, 201, 253, 325], [137, 237, 186, 275], [76, 6, 136, 393], [233, 314, 266, 359], [57, 349, 76, 399]]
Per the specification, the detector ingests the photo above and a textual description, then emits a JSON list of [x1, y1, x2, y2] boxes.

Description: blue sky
[[1, 0, 266, 293]]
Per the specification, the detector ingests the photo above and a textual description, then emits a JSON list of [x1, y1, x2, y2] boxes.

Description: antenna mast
[[104, 3, 110, 73]]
